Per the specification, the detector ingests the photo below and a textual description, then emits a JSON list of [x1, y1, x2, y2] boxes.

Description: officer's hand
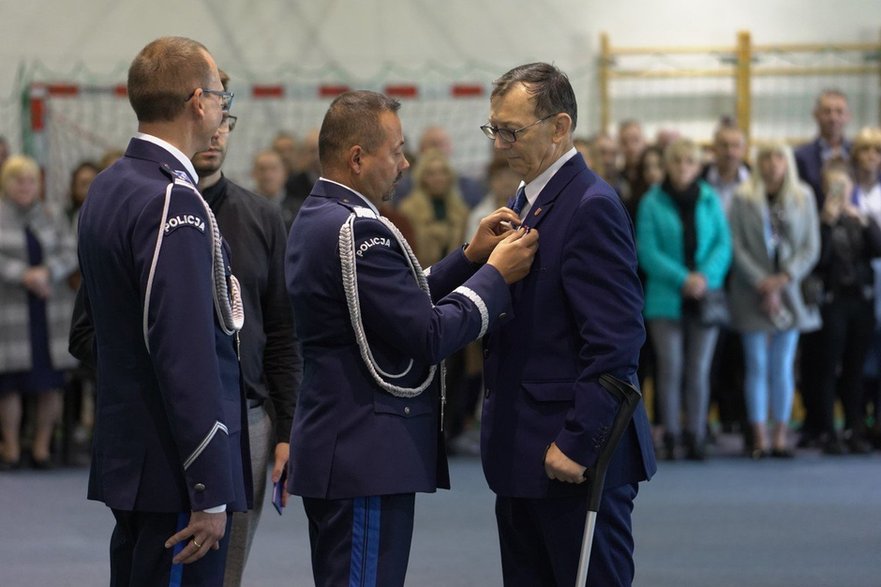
[[486, 227, 538, 284], [544, 442, 587, 484], [165, 510, 227, 564], [463, 207, 520, 263]]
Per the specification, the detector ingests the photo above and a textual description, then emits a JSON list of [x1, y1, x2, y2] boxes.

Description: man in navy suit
[[479, 63, 657, 587], [77, 37, 250, 586], [285, 90, 538, 587], [795, 88, 852, 206]]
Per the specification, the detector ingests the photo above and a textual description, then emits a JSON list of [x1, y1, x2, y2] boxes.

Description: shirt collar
[[818, 137, 849, 162], [519, 147, 578, 216], [134, 132, 198, 184], [319, 177, 380, 215]]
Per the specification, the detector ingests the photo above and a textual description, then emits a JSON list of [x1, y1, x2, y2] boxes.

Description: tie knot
[[512, 186, 527, 216]]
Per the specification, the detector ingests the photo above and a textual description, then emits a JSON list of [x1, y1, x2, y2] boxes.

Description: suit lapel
[[521, 154, 589, 231]]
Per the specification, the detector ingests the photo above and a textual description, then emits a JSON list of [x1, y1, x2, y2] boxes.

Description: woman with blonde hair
[[728, 143, 820, 458], [398, 148, 470, 268], [0, 155, 78, 469]]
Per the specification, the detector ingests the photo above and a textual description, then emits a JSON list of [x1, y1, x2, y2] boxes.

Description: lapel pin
[[533, 207, 542, 217]]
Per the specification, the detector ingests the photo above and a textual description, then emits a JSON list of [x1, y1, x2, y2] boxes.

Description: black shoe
[[683, 432, 706, 462], [658, 433, 677, 461], [770, 448, 795, 459], [796, 431, 821, 449], [821, 435, 846, 455], [0, 458, 21, 472], [846, 437, 873, 455], [30, 455, 55, 470]]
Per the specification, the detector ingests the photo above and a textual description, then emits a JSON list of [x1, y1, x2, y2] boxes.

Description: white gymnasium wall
[[0, 0, 878, 198]]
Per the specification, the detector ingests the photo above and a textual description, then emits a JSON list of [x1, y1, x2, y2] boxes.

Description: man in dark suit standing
[[795, 89, 852, 206], [285, 90, 537, 587], [77, 37, 250, 586], [479, 63, 657, 587]]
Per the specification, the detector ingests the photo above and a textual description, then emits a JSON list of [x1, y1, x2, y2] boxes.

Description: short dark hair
[[319, 91, 401, 167], [491, 62, 577, 130], [127, 36, 213, 123]]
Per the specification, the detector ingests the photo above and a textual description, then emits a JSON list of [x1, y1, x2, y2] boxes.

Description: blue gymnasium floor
[[1, 436, 880, 587]]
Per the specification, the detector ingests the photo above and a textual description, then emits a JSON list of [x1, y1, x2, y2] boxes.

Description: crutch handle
[[585, 373, 643, 513]]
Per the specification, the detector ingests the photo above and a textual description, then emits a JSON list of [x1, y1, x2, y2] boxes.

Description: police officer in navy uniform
[[285, 90, 538, 587], [76, 37, 251, 587]]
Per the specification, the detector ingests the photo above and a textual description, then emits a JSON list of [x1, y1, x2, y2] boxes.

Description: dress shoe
[[683, 432, 706, 462], [821, 435, 846, 456], [770, 448, 794, 459], [846, 437, 872, 455], [0, 458, 21, 472]]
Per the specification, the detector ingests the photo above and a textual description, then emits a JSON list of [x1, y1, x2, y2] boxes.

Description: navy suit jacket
[[482, 153, 657, 499], [78, 138, 250, 513], [794, 137, 850, 207], [285, 179, 512, 499]]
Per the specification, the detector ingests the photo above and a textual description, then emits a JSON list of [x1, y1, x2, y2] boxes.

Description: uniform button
[[484, 387, 491, 398], [403, 406, 411, 415], [194, 483, 206, 492], [498, 313, 507, 320], [483, 348, 489, 359]]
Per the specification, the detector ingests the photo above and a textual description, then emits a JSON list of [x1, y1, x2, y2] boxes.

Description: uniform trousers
[[223, 402, 272, 587], [495, 483, 638, 587], [302, 493, 416, 587], [109, 509, 232, 587]]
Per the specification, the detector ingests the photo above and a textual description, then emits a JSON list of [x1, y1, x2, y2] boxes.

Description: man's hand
[[165, 510, 227, 564], [544, 442, 587, 484], [272, 442, 290, 509], [486, 227, 539, 284], [463, 207, 520, 263]]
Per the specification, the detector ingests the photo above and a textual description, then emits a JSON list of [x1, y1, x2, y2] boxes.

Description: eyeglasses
[[186, 88, 235, 112], [480, 114, 556, 143], [219, 114, 237, 133]]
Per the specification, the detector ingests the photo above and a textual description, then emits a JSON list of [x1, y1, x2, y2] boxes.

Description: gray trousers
[[223, 403, 273, 587], [649, 317, 719, 442]]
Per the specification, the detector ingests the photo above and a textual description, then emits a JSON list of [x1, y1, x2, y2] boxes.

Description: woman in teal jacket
[[637, 138, 732, 460]]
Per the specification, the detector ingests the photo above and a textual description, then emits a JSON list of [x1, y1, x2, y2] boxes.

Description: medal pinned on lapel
[[533, 207, 542, 217]]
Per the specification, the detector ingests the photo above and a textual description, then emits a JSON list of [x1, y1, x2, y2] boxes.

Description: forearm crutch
[[574, 373, 643, 587]]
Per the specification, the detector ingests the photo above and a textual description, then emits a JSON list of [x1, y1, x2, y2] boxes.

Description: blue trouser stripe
[[349, 496, 381, 587], [168, 512, 188, 587]]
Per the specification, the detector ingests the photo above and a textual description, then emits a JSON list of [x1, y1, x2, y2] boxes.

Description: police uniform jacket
[[78, 136, 250, 513], [285, 179, 512, 499], [481, 153, 657, 499]]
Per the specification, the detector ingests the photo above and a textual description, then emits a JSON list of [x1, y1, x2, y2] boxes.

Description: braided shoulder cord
[[201, 194, 244, 335], [338, 213, 446, 407]]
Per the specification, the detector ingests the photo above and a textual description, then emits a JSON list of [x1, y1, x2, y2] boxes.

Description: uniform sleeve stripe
[[453, 286, 489, 338], [183, 421, 229, 470]]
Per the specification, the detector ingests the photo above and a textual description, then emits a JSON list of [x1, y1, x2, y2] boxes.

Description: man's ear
[[552, 113, 573, 143], [349, 145, 364, 174]]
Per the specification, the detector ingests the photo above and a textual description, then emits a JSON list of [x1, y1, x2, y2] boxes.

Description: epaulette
[[158, 163, 197, 189], [336, 199, 378, 219]]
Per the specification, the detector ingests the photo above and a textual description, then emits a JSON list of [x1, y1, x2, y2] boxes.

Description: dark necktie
[[511, 186, 528, 216]]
